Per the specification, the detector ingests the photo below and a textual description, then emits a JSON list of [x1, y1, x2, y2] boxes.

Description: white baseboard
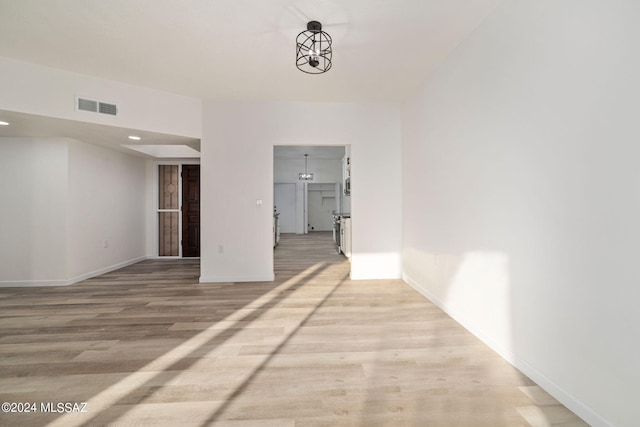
[[402, 273, 612, 427], [0, 256, 148, 288], [0, 278, 70, 287], [67, 256, 148, 286], [199, 274, 275, 283]]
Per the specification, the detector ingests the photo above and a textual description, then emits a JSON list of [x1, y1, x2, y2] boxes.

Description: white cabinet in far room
[[341, 217, 351, 259]]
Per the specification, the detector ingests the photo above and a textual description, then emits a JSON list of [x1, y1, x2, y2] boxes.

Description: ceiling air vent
[[76, 97, 118, 116], [98, 102, 118, 116], [77, 97, 98, 113]]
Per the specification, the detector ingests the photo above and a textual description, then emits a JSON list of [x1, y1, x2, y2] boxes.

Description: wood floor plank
[[0, 232, 586, 426]]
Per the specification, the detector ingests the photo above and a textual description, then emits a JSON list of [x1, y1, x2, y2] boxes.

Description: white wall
[[0, 56, 202, 138], [0, 137, 147, 286], [307, 183, 336, 232], [67, 140, 147, 278], [274, 183, 297, 233], [0, 138, 68, 283], [201, 102, 402, 282], [401, 1, 639, 426]]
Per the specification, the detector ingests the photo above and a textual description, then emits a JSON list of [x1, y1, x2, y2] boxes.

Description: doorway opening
[[273, 145, 351, 272]]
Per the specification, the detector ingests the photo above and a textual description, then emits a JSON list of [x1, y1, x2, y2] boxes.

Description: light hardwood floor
[[0, 232, 587, 426]]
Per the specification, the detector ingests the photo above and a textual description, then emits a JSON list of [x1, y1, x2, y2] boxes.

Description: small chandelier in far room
[[296, 20, 332, 74], [299, 154, 314, 180]]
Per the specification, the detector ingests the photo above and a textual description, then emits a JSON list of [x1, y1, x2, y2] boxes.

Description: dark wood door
[[181, 165, 200, 257]]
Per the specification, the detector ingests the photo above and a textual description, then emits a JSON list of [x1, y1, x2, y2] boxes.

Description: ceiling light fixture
[[128, 135, 141, 141], [296, 21, 332, 74], [299, 154, 314, 180], [0, 121, 9, 126]]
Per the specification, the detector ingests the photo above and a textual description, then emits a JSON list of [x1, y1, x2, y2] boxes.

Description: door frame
[[152, 160, 200, 258]]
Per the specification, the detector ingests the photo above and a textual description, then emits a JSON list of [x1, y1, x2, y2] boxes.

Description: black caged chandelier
[[296, 21, 332, 74]]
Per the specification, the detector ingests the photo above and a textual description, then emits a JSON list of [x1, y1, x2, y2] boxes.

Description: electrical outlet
[[103, 239, 109, 248], [218, 244, 224, 254]]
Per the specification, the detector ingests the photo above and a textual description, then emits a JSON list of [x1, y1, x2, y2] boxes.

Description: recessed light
[[128, 135, 141, 141], [0, 121, 9, 126]]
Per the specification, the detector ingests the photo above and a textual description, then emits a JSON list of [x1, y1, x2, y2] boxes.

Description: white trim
[[0, 256, 147, 288], [0, 279, 70, 287], [199, 274, 275, 283], [402, 273, 612, 427]]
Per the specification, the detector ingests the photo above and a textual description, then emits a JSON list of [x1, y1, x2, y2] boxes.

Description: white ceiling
[[0, 0, 500, 103], [0, 0, 500, 157]]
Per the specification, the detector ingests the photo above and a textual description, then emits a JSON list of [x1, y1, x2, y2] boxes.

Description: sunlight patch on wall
[[351, 252, 401, 280], [402, 248, 513, 359]]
